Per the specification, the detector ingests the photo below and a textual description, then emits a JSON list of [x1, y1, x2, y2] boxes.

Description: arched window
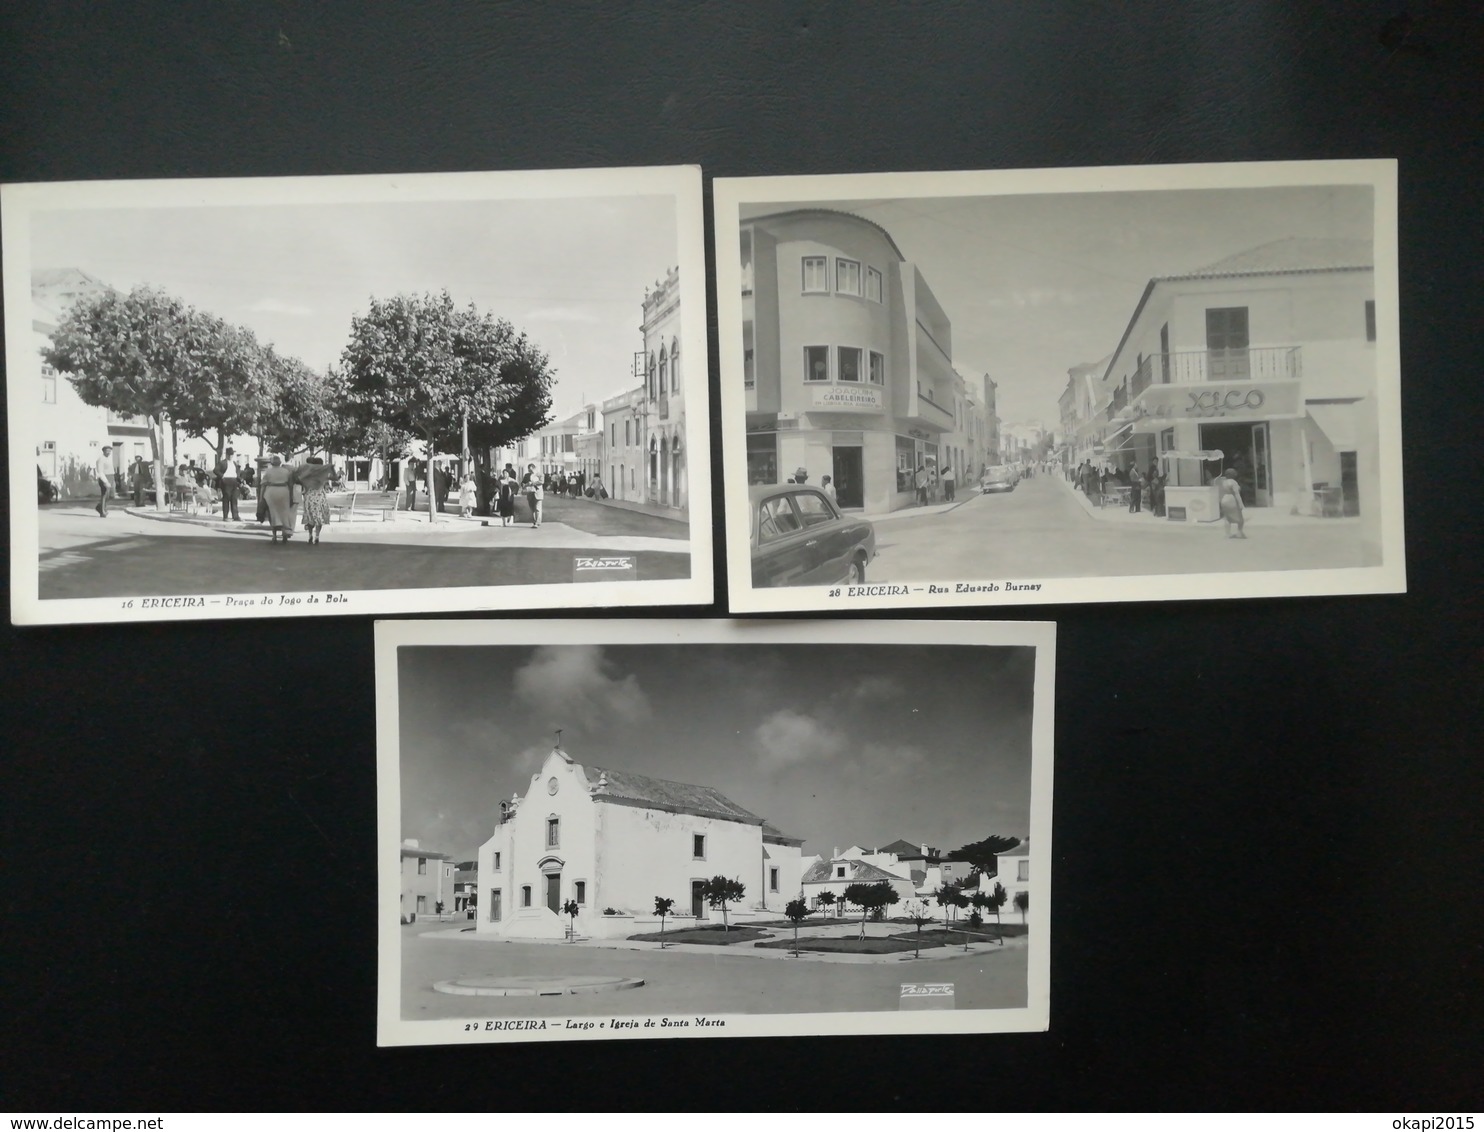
[[648, 352, 657, 399], [669, 338, 680, 394], [658, 348, 667, 397]]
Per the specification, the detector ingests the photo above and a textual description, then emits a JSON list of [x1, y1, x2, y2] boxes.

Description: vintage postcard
[[376, 618, 1054, 1046], [4, 165, 710, 624], [713, 159, 1404, 613]]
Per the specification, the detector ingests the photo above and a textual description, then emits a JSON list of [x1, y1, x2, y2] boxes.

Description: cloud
[[754, 709, 848, 774], [247, 297, 314, 316], [860, 741, 926, 776], [848, 674, 904, 703], [512, 646, 650, 733]]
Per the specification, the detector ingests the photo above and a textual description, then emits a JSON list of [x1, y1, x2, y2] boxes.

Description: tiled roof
[[761, 821, 804, 845], [587, 765, 762, 825], [1170, 237, 1373, 280], [877, 838, 929, 858], [999, 839, 1030, 857], [801, 858, 910, 885], [400, 847, 452, 861]]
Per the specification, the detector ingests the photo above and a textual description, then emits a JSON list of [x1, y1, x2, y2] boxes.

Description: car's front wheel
[[848, 554, 867, 584]]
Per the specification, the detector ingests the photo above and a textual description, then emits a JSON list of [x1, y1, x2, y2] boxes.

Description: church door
[[545, 872, 561, 914], [691, 879, 705, 919]]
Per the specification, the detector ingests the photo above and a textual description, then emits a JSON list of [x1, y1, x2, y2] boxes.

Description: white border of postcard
[[713, 159, 1405, 613], [375, 618, 1055, 1046], [4, 165, 712, 625]]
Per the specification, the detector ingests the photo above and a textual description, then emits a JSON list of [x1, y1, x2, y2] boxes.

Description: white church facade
[[475, 744, 805, 940]]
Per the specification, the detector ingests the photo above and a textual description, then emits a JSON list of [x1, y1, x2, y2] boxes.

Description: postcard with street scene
[[713, 159, 1405, 614], [3, 165, 710, 625], [376, 618, 1054, 1047]]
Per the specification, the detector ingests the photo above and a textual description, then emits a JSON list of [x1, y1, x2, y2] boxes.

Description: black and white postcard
[[713, 160, 1404, 613], [376, 618, 1054, 1046], [4, 165, 710, 624]]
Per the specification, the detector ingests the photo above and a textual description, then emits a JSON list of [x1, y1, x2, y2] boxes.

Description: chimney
[[920, 843, 928, 857]]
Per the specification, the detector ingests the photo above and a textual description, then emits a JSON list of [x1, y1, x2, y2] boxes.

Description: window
[[416, 895, 427, 913], [41, 364, 57, 404], [493, 852, 501, 872], [838, 346, 862, 383], [869, 351, 885, 384], [417, 858, 427, 875], [658, 349, 667, 398], [648, 352, 657, 399], [625, 419, 631, 446], [758, 496, 801, 542], [836, 258, 861, 296], [835, 865, 846, 879], [546, 818, 559, 848], [521, 885, 532, 907], [793, 491, 836, 527], [1018, 860, 1030, 882], [693, 834, 706, 859], [1365, 300, 1376, 342], [575, 881, 586, 905], [670, 339, 680, 394], [804, 345, 829, 382], [802, 256, 828, 293], [866, 266, 883, 302], [769, 867, 779, 893]]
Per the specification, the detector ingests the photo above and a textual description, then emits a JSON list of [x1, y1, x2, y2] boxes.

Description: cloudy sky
[[32, 193, 678, 423], [398, 643, 1035, 863], [744, 183, 1373, 429]]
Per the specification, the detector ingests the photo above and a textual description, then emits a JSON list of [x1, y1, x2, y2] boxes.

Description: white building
[[475, 744, 804, 940], [601, 386, 645, 502], [996, 839, 1032, 924], [800, 846, 916, 914], [399, 840, 456, 921], [641, 266, 687, 513]]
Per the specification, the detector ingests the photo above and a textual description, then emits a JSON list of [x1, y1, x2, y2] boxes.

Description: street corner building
[[740, 210, 997, 513], [399, 841, 457, 922], [1067, 237, 1383, 548], [473, 743, 805, 940]]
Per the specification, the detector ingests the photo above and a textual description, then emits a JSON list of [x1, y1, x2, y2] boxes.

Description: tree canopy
[[843, 881, 900, 939], [946, 835, 1022, 880], [701, 876, 746, 931]]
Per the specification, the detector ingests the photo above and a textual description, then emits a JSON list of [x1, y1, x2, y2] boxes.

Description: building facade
[[475, 744, 804, 940], [996, 839, 1032, 924], [1092, 237, 1377, 519], [640, 266, 687, 512], [400, 840, 456, 920], [601, 386, 645, 501], [741, 209, 961, 513]]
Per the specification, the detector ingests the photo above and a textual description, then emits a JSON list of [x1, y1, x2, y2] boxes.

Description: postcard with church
[[3, 165, 711, 625], [376, 618, 1055, 1046], [712, 158, 1405, 614]]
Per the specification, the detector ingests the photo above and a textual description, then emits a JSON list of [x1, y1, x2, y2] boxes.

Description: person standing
[[259, 456, 297, 544], [216, 447, 241, 521], [458, 473, 476, 517], [821, 474, 837, 504], [522, 463, 542, 528], [497, 464, 517, 527], [1218, 467, 1246, 538], [297, 457, 336, 545], [1128, 463, 1144, 513], [94, 445, 114, 517], [941, 462, 956, 502], [130, 455, 150, 507], [915, 463, 929, 506]]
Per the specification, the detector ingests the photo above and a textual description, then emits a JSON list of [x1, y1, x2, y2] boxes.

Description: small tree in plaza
[[1014, 891, 1029, 924], [816, 891, 837, 921], [561, 898, 580, 940], [701, 876, 746, 932], [987, 881, 1009, 940], [843, 881, 899, 940], [653, 896, 675, 948], [905, 899, 935, 960], [968, 890, 989, 930], [783, 898, 812, 957]]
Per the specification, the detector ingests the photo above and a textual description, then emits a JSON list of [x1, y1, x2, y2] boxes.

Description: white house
[[400, 839, 456, 921], [800, 849, 916, 915], [475, 744, 805, 939], [996, 839, 1032, 925]]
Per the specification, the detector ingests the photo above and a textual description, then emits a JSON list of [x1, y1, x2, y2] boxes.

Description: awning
[[1307, 401, 1360, 450]]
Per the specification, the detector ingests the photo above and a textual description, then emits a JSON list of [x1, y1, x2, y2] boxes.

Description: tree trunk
[[150, 415, 166, 512], [424, 431, 437, 523]]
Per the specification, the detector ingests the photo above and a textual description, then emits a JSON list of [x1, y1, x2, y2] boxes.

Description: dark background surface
[[2, 1, 1481, 1112]]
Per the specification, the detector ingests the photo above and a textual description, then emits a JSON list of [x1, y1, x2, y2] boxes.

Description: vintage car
[[749, 483, 877, 588], [980, 464, 1019, 493]]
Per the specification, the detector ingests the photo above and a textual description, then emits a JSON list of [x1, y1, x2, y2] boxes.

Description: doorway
[[691, 880, 706, 919], [1339, 451, 1359, 516], [1205, 307, 1250, 382], [831, 446, 864, 509], [1199, 421, 1272, 507], [545, 872, 561, 914], [489, 888, 502, 923]]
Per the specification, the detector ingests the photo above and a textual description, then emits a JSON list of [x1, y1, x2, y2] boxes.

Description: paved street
[[401, 923, 1028, 1020], [871, 474, 1374, 582], [36, 501, 689, 600]]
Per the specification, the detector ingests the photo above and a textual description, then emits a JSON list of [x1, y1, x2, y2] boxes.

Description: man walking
[[941, 462, 956, 502], [216, 447, 241, 521], [94, 445, 114, 517], [130, 455, 150, 507]]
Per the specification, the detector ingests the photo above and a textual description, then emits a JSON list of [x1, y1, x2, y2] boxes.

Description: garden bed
[[627, 925, 771, 945], [753, 934, 941, 955]]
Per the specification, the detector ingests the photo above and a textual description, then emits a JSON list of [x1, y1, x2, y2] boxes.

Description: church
[[475, 742, 805, 939]]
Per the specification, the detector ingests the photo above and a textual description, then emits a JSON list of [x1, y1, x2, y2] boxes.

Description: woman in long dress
[[259, 456, 298, 544], [296, 458, 337, 546], [1217, 468, 1246, 539], [497, 465, 517, 526]]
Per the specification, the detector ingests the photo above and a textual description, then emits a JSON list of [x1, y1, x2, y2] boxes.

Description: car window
[[758, 496, 802, 542], [792, 490, 837, 527]]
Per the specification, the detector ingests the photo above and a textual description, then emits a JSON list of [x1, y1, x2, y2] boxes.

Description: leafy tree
[[945, 835, 1021, 886], [701, 876, 746, 932], [339, 291, 555, 522], [816, 891, 837, 921], [843, 881, 900, 940], [653, 896, 675, 948], [1013, 890, 1029, 924], [987, 881, 1009, 941], [166, 312, 275, 462], [783, 897, 812, 957], [43, 285, 202, 511], [257, 353, 361, 458], [905, 899, 935, 960], [969, 890, 990, 932], [561, 898, 580, 940]]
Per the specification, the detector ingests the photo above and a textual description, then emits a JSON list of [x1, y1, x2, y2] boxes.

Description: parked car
[[749, 483, 876, 588], [980, 464, 1018, 493]]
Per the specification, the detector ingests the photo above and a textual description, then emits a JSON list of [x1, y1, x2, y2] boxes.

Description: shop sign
[[809, 384, 883, 413], [1131, 380, 1301, 427]]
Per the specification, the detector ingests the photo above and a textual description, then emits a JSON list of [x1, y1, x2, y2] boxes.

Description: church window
[[521, 885, 532, 907], [693, 834, 706, 860], [547, 817, 560, 848], [575, 881, 586, 905], [769, 867, 779, 893], [493, 852, 501, 872]]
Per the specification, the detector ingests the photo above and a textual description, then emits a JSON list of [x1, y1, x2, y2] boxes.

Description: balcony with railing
[[1148, 346, 1303, 385]]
